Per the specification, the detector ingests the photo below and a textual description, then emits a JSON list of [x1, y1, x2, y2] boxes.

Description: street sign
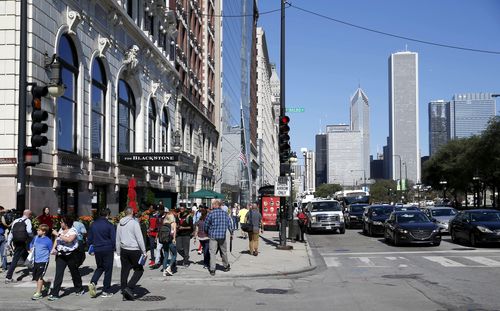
[[275, 176, 291, 197], [118, 152, 180, 166]]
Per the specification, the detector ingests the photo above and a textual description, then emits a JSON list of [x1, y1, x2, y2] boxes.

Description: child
[[30, 224, 53, 300]]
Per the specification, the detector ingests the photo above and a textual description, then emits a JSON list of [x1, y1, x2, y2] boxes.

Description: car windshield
[[351, 205, 367, 213], [310, 201, 341, 212], [372, 206, 394, 216], [431, 209, 457, 217], [394, 205, 419, 211], [344, 196, 370, 205], [397, 213, 430, 223], [470, 212, 500, 222]]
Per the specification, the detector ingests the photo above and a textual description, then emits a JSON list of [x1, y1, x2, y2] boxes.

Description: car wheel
[[368, 224, 373, 237], [450, 229, 457, 243], [340, 226, 346, 234], [394, 234, 400, 246], [433, 241, 441, 247], [470, 233, 477, 247], [384, 230, 391, 244], [362, 223, 367, 235]]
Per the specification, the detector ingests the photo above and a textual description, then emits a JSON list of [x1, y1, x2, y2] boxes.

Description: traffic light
[[31, 85, 49, 147], [279, 115, 291, 162]]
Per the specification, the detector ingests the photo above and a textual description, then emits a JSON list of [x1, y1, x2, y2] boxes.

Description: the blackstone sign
[[118, 153, 180, 166]]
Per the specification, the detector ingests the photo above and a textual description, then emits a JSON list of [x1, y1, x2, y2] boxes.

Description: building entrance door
[[59, 183, 78, 217]]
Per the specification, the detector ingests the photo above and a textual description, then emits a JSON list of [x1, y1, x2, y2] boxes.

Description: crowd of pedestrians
[[0, 199, 263, 302]]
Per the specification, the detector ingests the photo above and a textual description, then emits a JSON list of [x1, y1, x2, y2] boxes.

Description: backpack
[[11, 218, 28, 243], [4, 210, 16, 227], [158, 223, 172, 244]]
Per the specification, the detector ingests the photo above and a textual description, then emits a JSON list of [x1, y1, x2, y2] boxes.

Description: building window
[[127, 0, 134, 18], [148, 98, 156, 152], [57, 34, 78, 153], [144, 9, 154, 35], [190, 124, 194, 154], [161, 109, 169, 152], [118, 79, 136, 153], [91, 58, 106, 159]]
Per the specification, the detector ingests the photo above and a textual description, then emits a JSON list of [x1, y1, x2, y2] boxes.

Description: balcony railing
[[179, 83, 214, 123]]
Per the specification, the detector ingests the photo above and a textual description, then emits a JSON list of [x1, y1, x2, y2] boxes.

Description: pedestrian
[[247, 203, 263, 256], [193, 209, 210, 269], [159, 212, 176, 276], [5, 209, 33, 283], [116, 207, 147, 301], [48, 216, 84, 300], [297, 208, 308, 243], [72, 218, 87, 266], [238, 204, 249, 239], [87, 208, 116, 298], [146, 205, 161, 268], [29, 224, 52, 300], [231, 203, 240, 231], [193, 205, 204, 255], [0, 206, 8, 273], [204, 199, 234, 276], [291, 204, 300, 243], [37, 207, 54, 233], [176, 205, 193, 267], [157, 200, 166, 213]]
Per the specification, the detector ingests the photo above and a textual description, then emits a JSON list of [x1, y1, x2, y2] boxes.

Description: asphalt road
[[1, 229, 499, 311]]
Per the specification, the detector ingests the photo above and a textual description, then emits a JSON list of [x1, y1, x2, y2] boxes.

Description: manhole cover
[[382, 274, 421, 280], [452, 248, 476, 251], [137, 295, 166, 301], [256, 288, 288, 295]]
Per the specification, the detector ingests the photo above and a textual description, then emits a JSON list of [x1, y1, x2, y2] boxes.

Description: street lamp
[[473, 176, 480, 207], [439, 180, 448, 201]]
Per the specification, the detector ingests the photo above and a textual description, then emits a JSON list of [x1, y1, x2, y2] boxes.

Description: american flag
[[239, 150, 247, 166]]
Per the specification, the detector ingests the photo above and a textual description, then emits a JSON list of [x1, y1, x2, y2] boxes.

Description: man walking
[[88, 208, 116, 298], [146, 205, 161, 268], [116, 208, 147, 301], [5, 210, 33, 283], [247, 203, 263, 256], [176, 205, 193, 267], [204, 199, 234, 276]]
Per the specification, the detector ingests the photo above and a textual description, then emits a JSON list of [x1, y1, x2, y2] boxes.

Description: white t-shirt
[[55, 227, 79, 253]]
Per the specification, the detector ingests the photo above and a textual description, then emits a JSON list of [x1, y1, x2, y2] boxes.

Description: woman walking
[[160, 213, 177, 276], [193, 209, 210, 269], [48, 216, 84, 301]]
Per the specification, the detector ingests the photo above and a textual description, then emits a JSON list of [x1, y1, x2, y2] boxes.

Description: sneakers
[[31, 292, 43, 300], [47, 295, 59, 301], [5, 278, 16, 284], [148, 260, 155, 267], [209, 270, 215, 276], [101, 292, 113, 298], [88, 282, 97, 298], [197, 250, 202, 255], [165, 266, 173, 276], [122, 288, 135, 301], [223, 265, 231, 272]]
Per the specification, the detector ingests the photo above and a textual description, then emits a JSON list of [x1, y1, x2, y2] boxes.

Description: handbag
[[241, 210, 253, 232], [26, 237, 36, 268]]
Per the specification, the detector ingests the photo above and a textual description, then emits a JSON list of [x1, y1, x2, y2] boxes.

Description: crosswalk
[[321, 252, 500, 268]]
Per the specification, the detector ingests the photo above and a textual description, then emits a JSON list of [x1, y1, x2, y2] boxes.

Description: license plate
[[326, 226, 332, 230]]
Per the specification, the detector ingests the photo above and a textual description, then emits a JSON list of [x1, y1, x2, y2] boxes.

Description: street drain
[[256, 288, 288, 295], [137, 295, 166, 301], [452, 248, 476, 251], [382, 274, 421, 280]]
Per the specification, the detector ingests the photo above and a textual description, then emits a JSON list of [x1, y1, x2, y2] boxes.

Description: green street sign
[[285, 107, 305, 113]]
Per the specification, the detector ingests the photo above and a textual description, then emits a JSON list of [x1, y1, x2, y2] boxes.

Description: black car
[[384, 211, 441, 246], [449, 209, 500, 246], [345, 204, 368, 228], [363, 205, 394, 236]]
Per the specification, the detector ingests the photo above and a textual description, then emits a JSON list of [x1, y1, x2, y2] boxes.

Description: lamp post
[[439, 180, 448, 202], [473, 176, 480, 208], [393, 154, 402, 201]]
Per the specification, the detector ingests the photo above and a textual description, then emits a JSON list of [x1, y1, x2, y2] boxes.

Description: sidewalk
[[6, 230, 314, 286]]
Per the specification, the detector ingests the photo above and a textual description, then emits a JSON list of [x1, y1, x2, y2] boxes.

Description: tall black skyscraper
[[315, 134, 327, 187], [428, 100, 450, 156]]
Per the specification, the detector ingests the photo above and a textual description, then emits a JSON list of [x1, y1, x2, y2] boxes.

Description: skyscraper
[[350, 88, 370, 181], [428, 100, 450, 156], [389, 51, 420, 183], [450, 93, 496, 139], [315, 134, 327, 187], [326, 125, 363, 187]]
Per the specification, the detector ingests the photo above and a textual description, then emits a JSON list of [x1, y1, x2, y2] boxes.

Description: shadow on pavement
[[260, 235, 279, 247]]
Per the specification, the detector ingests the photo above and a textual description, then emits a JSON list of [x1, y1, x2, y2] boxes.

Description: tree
[[314, 183, 343, 198], [370, 179, 397, 203]]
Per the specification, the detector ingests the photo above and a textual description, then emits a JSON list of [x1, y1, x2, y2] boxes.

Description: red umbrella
[[128, 176, 138, 213]]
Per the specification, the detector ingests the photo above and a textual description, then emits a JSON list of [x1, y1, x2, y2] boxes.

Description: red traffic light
[[281, 115, 290, 124]]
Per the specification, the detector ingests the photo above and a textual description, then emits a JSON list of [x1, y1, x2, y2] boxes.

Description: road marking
[[354, 257, 377, 267], [423, 256, 466, 267], [462, 256, 500, 267], [386, 257, 398, 260], [398, 264, 408, 268], [320, 249, 500, 256], [324, 256, 340, 267]]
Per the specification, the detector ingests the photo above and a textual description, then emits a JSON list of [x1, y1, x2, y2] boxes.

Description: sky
[[257, 0, 500, 158]]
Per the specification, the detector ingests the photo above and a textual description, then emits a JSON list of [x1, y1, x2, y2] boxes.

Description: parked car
[[362, 205, 394, 236], [423, 206, 458, 233], [449, 209, 500, 246], [394, 205, 420, 212], [344, 203, 369, 229], [306, 199, 345, 234], [384, 211, 441, 246]]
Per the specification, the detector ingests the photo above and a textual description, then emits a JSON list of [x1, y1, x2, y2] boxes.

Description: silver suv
[[306, 199, 345, 234]]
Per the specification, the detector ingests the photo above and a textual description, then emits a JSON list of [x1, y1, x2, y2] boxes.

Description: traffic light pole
[[16, 0, 28, 213], [278, 0, 292, 250]]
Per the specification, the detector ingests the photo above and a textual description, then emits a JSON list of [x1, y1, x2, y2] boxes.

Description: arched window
[[161, 108, 169, 152], [148, 99, 156, 152], [118, 80, 135, 153], [57, 34, 78, 152], [91, 58, 106, 159]]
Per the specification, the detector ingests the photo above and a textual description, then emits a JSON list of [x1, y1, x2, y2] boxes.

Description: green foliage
[[145, 189, 156, 206], [314, 183, 343, 198], [370, 179, 397, 203]]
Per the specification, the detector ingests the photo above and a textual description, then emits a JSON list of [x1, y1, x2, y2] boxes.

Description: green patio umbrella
[[188, 189, 225, 199]]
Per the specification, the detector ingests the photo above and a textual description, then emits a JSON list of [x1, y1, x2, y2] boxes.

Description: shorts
[[32, 262, 49, 281]]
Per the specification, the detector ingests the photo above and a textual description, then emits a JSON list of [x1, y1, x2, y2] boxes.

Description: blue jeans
[[0, 237, 7, 270], [162, 242, 177, 270], [232, 216, 239, 230], [200, 239, 210, 267]]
